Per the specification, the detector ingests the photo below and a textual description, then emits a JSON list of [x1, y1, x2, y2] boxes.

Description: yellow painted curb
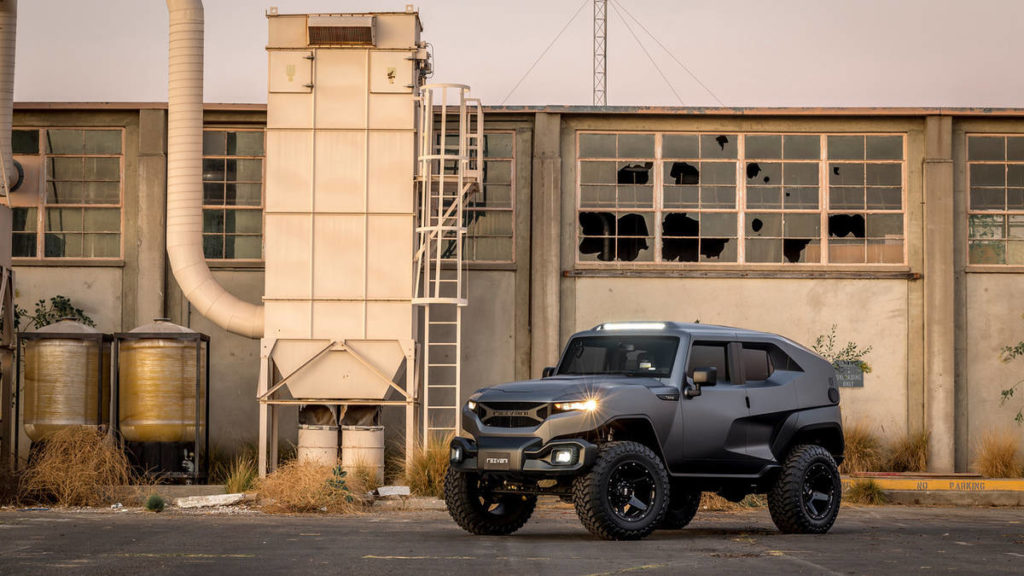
[[842, 477, 1024, 492]]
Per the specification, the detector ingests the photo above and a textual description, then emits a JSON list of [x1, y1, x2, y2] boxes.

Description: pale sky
[[13, 0, 1024, 108]]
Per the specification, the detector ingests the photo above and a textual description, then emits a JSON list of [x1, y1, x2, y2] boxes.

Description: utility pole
[[593, 0, 607, 106]]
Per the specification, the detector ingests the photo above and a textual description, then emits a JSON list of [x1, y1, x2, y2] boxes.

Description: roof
[[584, 321, 776, 339]]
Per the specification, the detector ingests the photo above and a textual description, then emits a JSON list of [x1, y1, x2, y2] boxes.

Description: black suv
[[444, 322, 844, 540]]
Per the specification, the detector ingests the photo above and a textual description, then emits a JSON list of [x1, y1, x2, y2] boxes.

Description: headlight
[[553, 399, 598, 412], [467, 400, 477, 411]]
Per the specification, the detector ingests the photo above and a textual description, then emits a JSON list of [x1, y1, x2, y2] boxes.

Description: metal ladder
[[414, 84, 482, 447]]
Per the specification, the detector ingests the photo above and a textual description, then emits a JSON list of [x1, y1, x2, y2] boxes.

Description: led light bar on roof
[[599, 322, 666, 331]]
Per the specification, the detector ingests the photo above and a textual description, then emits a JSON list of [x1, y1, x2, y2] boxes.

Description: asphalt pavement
[[0, 504, 1022, 575]]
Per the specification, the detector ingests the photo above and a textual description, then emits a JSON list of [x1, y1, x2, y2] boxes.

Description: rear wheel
[[660, 483, 701, 529], [572, 441, 669, 540], [443, 467, 536, 536], [767, 444, 841, 534]]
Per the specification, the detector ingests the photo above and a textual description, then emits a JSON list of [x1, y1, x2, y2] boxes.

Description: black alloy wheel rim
[[607, 461, 657, 522], [802, 462, 836, 520], [473, 479, 511, 516]]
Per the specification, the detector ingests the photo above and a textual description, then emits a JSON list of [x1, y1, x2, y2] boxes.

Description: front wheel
[[767, 444, 842, 534], [572, 441, 670, 540], [443, 467, 536, 535]]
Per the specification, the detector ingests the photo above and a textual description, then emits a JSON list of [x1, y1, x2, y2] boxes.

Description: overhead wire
[[608, 0, 685, 106], [611, 0, 727, 107], [500, 0, 590, 105]]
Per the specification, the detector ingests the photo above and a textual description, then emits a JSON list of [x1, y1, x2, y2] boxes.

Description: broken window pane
[[783, 135, 820, 160], [618, 134, 654, 158], [746, 213, 782, 237], [746, 162, 781, 185], [662, 213, 700, 262], [665, 161, 699, 185], [617, 162, 652, 184], [579, 133, 616, 158], [784, 187, 819, 209], [970, 188, 1005, 211], [828, 214, 866, 238], [866, 136, 903, 160], [968, 136, 1004, 161], [828, 135, 864, 160], [745, 135, 782, 159], [970, 164, 1005, 187], [663, 134, 699, 158], [701, 134, 737, 159], [784, 239, 820, 263], [829, 163, 864, 186], [700, 238, 736, 262]]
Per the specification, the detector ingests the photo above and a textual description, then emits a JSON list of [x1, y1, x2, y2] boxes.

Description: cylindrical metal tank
[[297, 424, 339, 465], [341, 425, 385, 484], [118, 319, 206, 443], [22, 320, 110, 442]]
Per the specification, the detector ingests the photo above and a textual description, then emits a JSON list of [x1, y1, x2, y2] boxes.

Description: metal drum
[[22, 320, 110, 442], [117, 319, 207, 443]]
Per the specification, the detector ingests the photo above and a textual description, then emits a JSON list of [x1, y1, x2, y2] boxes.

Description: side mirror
[[693, 367, 718, 386], [542, 366, 556, 378]]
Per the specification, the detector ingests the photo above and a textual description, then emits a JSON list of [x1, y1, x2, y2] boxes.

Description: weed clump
[[223, 456, 257, 494], [841, 421, 884, 474], [257, 460, 366, 513], [845, 479, 887, 505], [974, 429, 1023, 478], [398, 435, 452, 498], [19, 426, 137, 507], [144, 493, 166, 512], [883, 430, 929, 472]]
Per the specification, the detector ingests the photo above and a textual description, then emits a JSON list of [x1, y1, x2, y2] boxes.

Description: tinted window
[[687, 343, 730, 383], [558, 336, 679, 378], [741, 347, 774, 381]]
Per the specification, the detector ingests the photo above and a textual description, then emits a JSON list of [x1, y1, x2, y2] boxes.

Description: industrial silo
[[20, 319, 110, 443], [114, 319, 209, 482]]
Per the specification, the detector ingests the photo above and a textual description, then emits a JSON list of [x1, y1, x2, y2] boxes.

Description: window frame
[[201, 127, 265, 262], [574, 130, 908, 268], [965, 133, 1024, 267], [466, 130, 516, 264], [6, 127, 125, 261]]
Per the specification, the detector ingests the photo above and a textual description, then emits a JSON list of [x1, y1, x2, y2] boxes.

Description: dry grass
[[19, 426, 139, 507], [882, 430, 929, 472], [257, 459, 368, 514], [0, 468, 19, 505], [397, 434, 452, 498], [845, 479, 887, 505], [841, 420, 884, 474], [223, 455, 257, 494], [699, 493, 766, 511], [346, 459, 382, 495], [974, 429, 1023, 478]]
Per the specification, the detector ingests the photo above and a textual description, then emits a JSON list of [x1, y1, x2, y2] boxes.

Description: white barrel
[[341, 425, 384, 484], [297, 424, 338, 465]]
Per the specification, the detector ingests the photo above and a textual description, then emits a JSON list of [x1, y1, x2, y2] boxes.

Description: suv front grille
[[476, 402, 549, 428]]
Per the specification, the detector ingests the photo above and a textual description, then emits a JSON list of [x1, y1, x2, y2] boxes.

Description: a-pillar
[[530, 113, 562, 378], [923, 115, 955, 472]]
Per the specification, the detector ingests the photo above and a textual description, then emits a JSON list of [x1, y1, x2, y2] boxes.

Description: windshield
[[557, 335, 679, 378]]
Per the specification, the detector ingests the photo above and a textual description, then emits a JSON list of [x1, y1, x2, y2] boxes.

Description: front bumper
[[448, 436, 598, 475]]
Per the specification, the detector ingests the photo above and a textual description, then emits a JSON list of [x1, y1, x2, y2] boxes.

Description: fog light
[[450, 446, 463, 463], [552, 447, 576, 465], [467, 400, 477, 411]]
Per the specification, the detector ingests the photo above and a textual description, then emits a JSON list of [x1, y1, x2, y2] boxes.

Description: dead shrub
[[841, 420, 883, 474], [845, 479, 887, 505], [974, 429, 1023, 478], [397, 434, 452, 498], [19, 426, 137, 507], [882, 430, 929, 472], [346, 458, 382, 495], [699, 492, 765, 511], [223, 455, 257, 494], [257, 460, 366, 513]]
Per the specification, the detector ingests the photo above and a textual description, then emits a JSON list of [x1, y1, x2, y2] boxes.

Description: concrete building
[[3, 103, 1024, 473]]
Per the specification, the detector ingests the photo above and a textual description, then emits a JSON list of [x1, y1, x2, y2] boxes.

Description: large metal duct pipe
[[0, 0, 19, 193], [166, 0, 263, 338]]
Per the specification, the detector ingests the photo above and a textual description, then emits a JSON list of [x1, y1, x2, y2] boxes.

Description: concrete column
[[923, 115, 955, 472], [529, 113, 562, 378], [135, 109, 167, 325]]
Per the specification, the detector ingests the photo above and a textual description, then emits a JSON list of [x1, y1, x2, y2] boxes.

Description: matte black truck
[[444, 322, 845, 540]]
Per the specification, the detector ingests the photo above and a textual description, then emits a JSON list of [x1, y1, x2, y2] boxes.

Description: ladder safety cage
[[414, 84, 482, 447]]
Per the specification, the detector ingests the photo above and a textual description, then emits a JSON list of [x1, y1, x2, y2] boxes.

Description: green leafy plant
[[327, 465, 355, 503], [1001, 333, 1024, 425], [18, 296, 95, 330], [813, 324, 873, 374], [144, 493, 166, 513]]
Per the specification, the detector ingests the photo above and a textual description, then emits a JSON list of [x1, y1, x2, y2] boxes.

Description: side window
[[741, 346, 774, 382], [686, 342, 730, 384]]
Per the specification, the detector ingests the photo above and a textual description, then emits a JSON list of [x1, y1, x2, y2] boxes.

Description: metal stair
[[414, 84, 482, 447]]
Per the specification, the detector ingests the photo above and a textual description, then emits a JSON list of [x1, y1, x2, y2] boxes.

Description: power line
[[611, 0, 726, 107], [608, 0, 684, 106], [500, 0, 590, 105]]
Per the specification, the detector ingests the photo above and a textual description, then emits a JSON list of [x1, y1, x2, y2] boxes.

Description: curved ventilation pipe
[[166, 0, 263, 338], [0, 0, 18, 193]]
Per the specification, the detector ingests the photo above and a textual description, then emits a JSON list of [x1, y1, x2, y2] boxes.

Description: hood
[[474, 375, 665, 404]]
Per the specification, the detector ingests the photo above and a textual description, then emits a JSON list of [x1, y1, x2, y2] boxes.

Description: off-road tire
[[767, 444, 842, 534], [572, 441, 670, 540], [444, 467, 536, 535], [659, 482, 701, 529]]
